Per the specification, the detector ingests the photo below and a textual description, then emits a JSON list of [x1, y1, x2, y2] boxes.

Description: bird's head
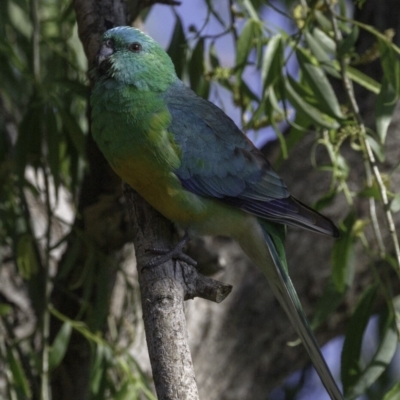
[[95, 26, 177, 91]]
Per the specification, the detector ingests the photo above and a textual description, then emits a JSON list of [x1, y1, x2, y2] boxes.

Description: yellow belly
[[111, 156, 209, 226], [109, 153, 255, 242]]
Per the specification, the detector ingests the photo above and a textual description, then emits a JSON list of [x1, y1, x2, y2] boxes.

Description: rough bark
[[125, 187, 231, 400]]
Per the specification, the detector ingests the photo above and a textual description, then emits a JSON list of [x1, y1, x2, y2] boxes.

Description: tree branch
[[124, 185, 231, 400]]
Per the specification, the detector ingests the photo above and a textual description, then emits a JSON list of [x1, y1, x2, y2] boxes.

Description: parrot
[[90, 26, 343, 400]]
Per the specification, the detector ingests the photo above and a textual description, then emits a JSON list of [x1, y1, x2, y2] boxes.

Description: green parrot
[[91, 26, 343, 399]]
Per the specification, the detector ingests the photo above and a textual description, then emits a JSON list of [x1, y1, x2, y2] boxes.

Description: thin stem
[[31, 0, 40, 83], [326, 0, 400, 270], [364, 157, 386, 257], [229, 0, 245, 128], [40, 169, 53, 400]]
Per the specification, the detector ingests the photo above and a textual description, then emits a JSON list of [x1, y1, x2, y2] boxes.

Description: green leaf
[[90, 344, 106, 395], [347, 314, 397, 399], [314, 10, 332, 31], [190, 39, 205, 87], [115, 381, 138, 400], [345, 304, 398, 399], [284, 76, 339, 129], [341, 285, 378, 395], [305, 30, 340, 78], [279, 111, 311, 163], [261, 35, 283, 90], [7, 347, 31, 397], [345, 65, 381, 94], [296, 48, 343, 119], [236, 19, 262, 70], [167, 16, 186, 79], [311, 28, 336, 55], [16, 233, 39, 279], [378, 39, 400, 94], [209, 42, 219, 69], [366, 135, 385, 163], [242, 0, 261, 21], [240, 79, 259, 103], [375, 78, 399, 144], [189, 38, 209, 98], [383, 382, 400, 400], [49, 322, 72, 371], [332, 212, 356, 292], [337, 26, 359, 57]]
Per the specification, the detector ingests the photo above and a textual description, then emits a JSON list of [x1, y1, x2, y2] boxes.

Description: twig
[[31, 0, 40, 83], [40, 170, 53, 400], [326, 0, 400, 270], [229, 0, 246, 128], [124, 185, 231, 400]]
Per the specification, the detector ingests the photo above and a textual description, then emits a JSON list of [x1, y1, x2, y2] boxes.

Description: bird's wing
[[163, 83, 338, 237]]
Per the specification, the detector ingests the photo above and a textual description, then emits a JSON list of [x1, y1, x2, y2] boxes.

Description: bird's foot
[[143, 233, 197, 270]]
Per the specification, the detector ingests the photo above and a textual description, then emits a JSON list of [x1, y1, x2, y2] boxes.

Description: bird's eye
[[104, 39, 114, 48], [128, 42, 142, 52]]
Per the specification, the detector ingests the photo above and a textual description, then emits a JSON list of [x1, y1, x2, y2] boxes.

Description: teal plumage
[[91, 26, 342, 399]]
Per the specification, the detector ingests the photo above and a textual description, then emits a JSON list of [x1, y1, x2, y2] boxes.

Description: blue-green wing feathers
[[163, 82, 339, 238]]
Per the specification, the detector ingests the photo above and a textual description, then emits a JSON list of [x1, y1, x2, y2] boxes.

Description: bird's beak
[[97, 41, 114, 67]]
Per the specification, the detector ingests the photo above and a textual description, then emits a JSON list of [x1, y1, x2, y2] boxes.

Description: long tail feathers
[[259, 222, 343, 400]]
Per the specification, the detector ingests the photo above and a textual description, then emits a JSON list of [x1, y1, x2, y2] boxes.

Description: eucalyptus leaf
[[261, 35, 283, 90], [378, 38, 400, 95], [383, 382, 400, 400], [7, 347, 31, 397], [209, 42, 219, 69], [90, 344, 106, 395], [305, 30, 340, 78], [332, 212, 356, 292], [337, 26, 359, 57], [366, 135, 385, 163], [284, 76, 339, 129], [296, 48, 343, 119], [341, 285, 378, 395], [236, 19, 262, 71], [344, 64, 381, 94], [167, 16, 186, 79], [49, 322, 72, 371], [189, 38, 209, 98], [347, 314, 397, 399], [16, 233, 39, 280], [376, 78, 399, 144], [312, 27, 336, 55]]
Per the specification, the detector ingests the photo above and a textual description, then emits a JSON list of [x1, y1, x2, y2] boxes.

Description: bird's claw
[[142, 233, 197, 270]]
